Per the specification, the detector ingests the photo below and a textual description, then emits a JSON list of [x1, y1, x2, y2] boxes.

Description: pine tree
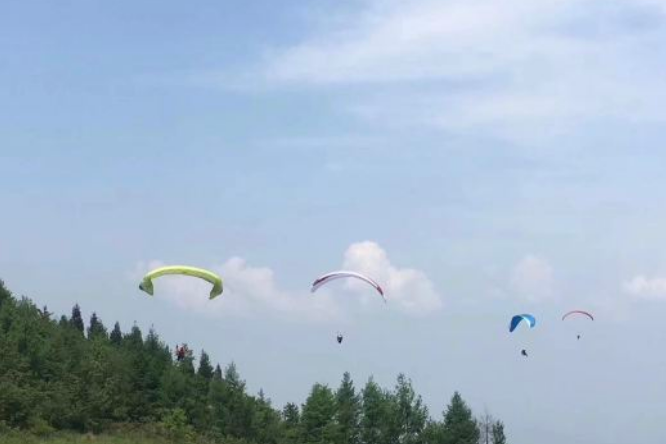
[[422, 420, 445, 444], [252, 389, 281, 444], [224, 362, 246, 391], [70, 304, 85, 334], [110, 322, 122, 345], [336, 372, 360, 444], [392, 373, 428, 444], [478, 411, 494, 444], [360, 378, 390, 444], [125, 324, 143, 348], [491, 421, 507, 444], [441, 392, 479, 444], [221, 362, 253, 438], [0, 280, 11, 307], [301, 383, 337, 444], [198, 351, 214, 380], [282, 402, 301, 444], [213, 364, 223, 381], [143, 328, 172, 413], [87, 312, 108, 340]]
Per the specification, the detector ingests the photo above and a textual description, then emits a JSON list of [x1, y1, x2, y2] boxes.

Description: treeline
[[0, 280, 507, 444]]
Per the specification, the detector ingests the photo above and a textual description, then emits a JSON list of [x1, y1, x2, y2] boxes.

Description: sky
[[2, 0, 666, 442]]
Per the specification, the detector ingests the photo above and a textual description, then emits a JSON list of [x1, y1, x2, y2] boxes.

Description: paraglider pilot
[[175, 344, 188, 361], [521, 349, 528, 357], [336, 333, 343, 344]]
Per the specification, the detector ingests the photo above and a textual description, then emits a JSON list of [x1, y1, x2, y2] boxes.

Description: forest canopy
[[0, 280, 506, 444]]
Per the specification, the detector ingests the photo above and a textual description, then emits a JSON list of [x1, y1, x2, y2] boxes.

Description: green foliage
[[0, 280, 11, 307], [198, 351, 214, 381], [335, 373, 360, 444], [389, 374, 428, 444], [491, 421, 506, 444], [70, 304, 85, 335], [281, 403, 301, 444], [110, 322, 122, 346], [87, 313, 108, 341], [360, 378, 390, 444], [0, 280, 507, 444], [251, 391, 281, 444], [160, 408, 195, 442], [301, 384, 337, 444], [439, 393, 480, 444], [28, 418, 55, 437]]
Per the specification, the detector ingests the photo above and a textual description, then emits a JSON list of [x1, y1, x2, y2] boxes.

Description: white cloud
[[247, 0, 666, 140], [510, 255, 554, 302], [623, 275, 666, 300], [132, 241, 442, 321], [266, 0, 566, 85], [342, 241, 443, 315], [132, 259, 339, 323]]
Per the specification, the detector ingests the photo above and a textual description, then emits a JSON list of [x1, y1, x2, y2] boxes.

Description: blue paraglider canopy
[[510, 314, 536, 333]]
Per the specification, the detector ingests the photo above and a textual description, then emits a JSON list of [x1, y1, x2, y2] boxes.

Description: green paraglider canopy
[[139, 266, 223, 299]]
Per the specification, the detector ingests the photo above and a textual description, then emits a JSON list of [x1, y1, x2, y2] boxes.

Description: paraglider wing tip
[[139, 282, 154, 296], [311, 277, 326, 292], [209, 282, 223, 300]]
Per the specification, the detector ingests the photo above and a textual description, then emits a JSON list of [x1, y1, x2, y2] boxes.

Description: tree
[[440, 392, 479, 444], [87, 312, 108, 340], [224, 362, 245, 391], [283, 402, 300, 424], [0, 280, 510, 444], [213, 364, 223, 381], [360, 378, 390, 444], [70, 304, 84, 335], [477, 411, 496, 444], [125, 324, 143, 348], [301, 383, 337, 444], [110, 322, 122, 345], [197, 351, 214, 381], [422, 420, 444, 444], [282, 402, 301, 444], [143, 328, 172, 414], [491, 421, 506, 444], [251, 390, 281, 444], [391, 374, 428, 444], [336, 372, 360, 444], [0, 280, 11, 307], [220, 362, 253, 438]]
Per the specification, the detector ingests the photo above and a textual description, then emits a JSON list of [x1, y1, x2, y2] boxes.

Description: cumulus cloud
[[132, 259, 339, 323], [132, 241, 442, 321], [623, 275, 666, 300], [342, 241, 443, 315], [510, 255, 554, 302]]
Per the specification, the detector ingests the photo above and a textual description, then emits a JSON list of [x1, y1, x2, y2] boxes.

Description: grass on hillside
[[0, 433, 174, 444], [0, 425, 201, 444]]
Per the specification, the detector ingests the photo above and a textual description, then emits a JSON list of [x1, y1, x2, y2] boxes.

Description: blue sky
[[3, 1, 666, 443]]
